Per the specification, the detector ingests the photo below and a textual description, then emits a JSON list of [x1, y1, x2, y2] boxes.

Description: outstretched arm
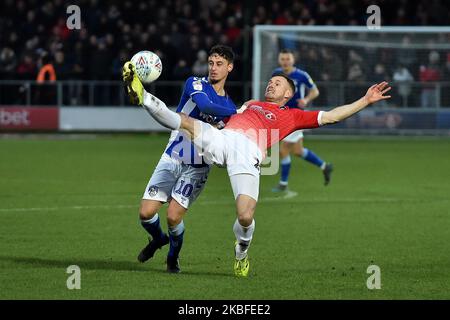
[[192, 93, 237, 117], [320, 82, 391, 125]]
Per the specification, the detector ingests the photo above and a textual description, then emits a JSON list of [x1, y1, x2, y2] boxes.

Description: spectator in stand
[[66, 41, 88, 105], [53, 51, 69, 80], [346, 62, 366, 102], [90, 39, 113, 105], [192, 50, 208, 77], [420, 51, 441, 108], [373, 63, 390, 107], [17, 53, 36, 80], [347, 63, 365, 82], [35, 52, 56, 105], [373, 63, 389, 83], [225, 17, 241, 45], [320, 48, 343, 107], [0, 48, 17, 79], [393, 65, 414, 108], [0, 48, 18, 103], [173, 59, 191, 81], [395, 36, 417, 70], [0, 0, 448, 87]]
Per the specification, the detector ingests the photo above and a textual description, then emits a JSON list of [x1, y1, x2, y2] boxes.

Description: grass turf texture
[[0, 134, 449, 299]]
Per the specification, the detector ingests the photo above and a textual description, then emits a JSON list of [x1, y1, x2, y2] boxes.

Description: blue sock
[[301, 148, 325, 168], [168, 221, 185, 258], [141, 213, 165, 242], [280, 155, 291, 185]]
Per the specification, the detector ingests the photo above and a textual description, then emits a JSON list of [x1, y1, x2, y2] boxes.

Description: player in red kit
[[123, 63, 391, 277]]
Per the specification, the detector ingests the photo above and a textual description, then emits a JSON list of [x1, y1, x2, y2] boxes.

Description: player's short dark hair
[[279, 48, 294, 55], [271, 72, 296, 94], [209, 45, 235, 63]]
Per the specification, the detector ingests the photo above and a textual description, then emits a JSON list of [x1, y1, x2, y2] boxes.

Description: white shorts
[[192, 122, 262, 201], [142, 154, 210, 209], [229, 173, 260, 201], [283, 130, 304, 143]]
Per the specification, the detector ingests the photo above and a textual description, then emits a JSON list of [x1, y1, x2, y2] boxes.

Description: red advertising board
[[0, 107, 59, 131]]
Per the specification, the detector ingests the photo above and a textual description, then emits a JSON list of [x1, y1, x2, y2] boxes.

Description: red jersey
[[225, 101, 322, 153], [225, 101, 321, 152]]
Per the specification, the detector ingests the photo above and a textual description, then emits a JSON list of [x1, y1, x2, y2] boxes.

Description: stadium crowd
[[0, 0, 449, 106]]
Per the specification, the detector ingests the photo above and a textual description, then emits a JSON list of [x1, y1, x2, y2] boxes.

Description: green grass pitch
[[1, 134, 449, 299]]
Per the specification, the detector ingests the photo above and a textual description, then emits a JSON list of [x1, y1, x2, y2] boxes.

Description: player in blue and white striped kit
[[138, 45, 237, 273], [272, 49, 333, 192]]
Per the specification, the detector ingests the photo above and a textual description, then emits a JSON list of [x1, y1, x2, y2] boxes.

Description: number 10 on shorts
[[175, 180, 194, 197]]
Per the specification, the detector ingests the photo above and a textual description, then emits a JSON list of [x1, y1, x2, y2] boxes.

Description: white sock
[[142, 91, 181, 130], [140, 213, 159, 224], [233, 219, 255, 260], [168, 220, 185, 236]]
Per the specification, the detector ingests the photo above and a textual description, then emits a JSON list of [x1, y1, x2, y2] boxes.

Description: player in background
[[123, 62, 391, 277], [136, 45, 237, 273], [272, 49, 333, 192]]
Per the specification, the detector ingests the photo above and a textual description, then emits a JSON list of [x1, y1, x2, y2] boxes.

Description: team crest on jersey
[[265, 112, 276, 120], [193, 80, 203, 91], [148, 185, 159, 197]]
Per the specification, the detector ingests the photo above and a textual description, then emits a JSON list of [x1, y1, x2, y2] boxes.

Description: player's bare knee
[[166, 211, 182, 227], [280, 149, 289, 158], [236, 194, 256, 226], [237, 208, 254, 226], [279, 143, 290, 158], [166, 201, 186, 227], [139, 200, 160, 220], [139, 208, 157, 220]]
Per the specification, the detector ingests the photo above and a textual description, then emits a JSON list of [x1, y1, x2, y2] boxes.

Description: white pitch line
[[0, 195, 446, 213], [0, 204, 137, 213]]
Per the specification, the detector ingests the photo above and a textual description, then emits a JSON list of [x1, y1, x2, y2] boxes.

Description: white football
[[130, 51, 162, 84]]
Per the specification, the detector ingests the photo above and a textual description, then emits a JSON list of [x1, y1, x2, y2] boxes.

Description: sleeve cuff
[[317, 111, 324, 126]]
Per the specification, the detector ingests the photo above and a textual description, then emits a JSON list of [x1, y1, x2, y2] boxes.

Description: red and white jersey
[[224, 101, 323, 153]]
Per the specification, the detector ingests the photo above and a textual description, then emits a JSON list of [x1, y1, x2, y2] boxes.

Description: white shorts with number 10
[[142, 153, 210, 209]]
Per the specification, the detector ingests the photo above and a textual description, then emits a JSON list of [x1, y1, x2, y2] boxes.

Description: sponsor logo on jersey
[[248, 105, 277, 121]]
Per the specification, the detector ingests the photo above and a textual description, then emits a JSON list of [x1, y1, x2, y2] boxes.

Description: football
[[130, 50, 162, 84]]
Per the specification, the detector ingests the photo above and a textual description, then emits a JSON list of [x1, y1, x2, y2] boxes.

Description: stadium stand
[[0, 0, 448, 106]]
